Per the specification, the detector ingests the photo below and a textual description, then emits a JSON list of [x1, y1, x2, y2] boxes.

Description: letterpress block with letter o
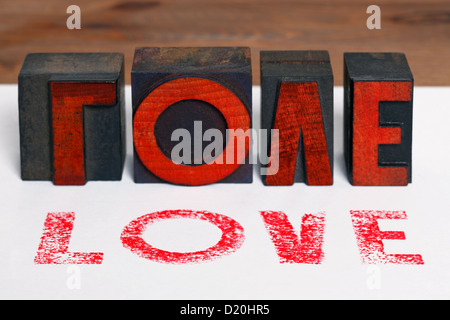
[[260, 50, 334, 186], [132, 47, 252, 186], [344, 52, 413, 186], [18, 53, 125, 185]]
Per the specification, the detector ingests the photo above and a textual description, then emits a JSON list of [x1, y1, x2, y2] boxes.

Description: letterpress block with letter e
[[344, 52, 413, 186], [18, 53, 125, 185], [132, 47, 252, 186], [260, 50, 334, 186]]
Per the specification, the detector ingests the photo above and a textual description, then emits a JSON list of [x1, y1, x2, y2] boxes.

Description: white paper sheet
[[1, 85, 449, 300]]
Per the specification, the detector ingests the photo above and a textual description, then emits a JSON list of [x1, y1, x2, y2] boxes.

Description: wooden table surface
[[1, 0, 449, 85]]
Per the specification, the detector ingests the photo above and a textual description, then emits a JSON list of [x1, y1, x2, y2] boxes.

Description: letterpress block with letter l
[[344, 52, 413, 186], [132, 47, 252, 186], [18, 53, 125, 185], [260, 50, 334, 186]]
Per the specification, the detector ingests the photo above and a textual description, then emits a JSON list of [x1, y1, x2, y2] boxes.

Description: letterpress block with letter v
[[260, 50, 334, 186]]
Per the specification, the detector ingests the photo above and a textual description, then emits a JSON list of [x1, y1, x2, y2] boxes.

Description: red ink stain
[[260, 211, 325, 264], [350, 210, 424, 264], [34, 212, 104, 264], [120, 210, 245, 264]]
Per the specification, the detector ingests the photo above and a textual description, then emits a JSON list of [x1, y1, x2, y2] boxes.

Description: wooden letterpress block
[[344, 52, 413, 186], [131, 47, 252, 186], [260, 50, 334, 186], [18, 53, 125, 185]]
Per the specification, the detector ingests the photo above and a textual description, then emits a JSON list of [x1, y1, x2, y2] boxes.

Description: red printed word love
[[34, 209, 424, 265]]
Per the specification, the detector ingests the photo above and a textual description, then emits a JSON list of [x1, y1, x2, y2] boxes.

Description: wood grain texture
[[1, 0, 449, 85]]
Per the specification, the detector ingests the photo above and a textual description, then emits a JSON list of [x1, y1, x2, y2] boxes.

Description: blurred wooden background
[[1, 0, 449, 85]]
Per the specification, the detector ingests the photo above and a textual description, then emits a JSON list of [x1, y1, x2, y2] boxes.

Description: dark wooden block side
[[18, 72, 53, 180], [343, 52, 413, 82]]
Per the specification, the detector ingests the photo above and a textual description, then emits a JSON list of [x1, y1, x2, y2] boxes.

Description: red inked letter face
[[352, 81, 412, 186], [350, 210, 424, 264], [120, 210, 245, 264], [51, 82, 116, 185], [260, 211, 325, 264], [34, 212, 104, 264], [265, 82, 332, 186], [133, 77, 250, 186]]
